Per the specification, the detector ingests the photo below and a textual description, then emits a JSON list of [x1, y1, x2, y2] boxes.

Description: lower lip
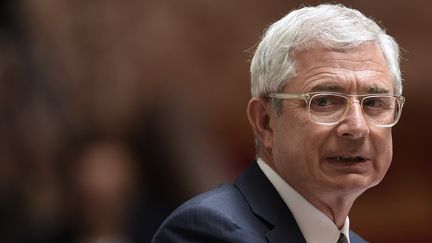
[[325, 158, 371, 173]]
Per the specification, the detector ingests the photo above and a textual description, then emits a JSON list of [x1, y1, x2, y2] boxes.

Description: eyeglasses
[[267, 92, 405, 127]]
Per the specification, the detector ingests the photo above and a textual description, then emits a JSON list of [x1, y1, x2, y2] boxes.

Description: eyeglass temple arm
[[267, 93, 308, 100]]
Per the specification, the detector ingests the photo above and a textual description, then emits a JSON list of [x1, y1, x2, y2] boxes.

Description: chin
[[331, 174, 379, 195]]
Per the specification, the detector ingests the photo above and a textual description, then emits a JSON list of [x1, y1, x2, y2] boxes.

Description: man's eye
[[312, 95, 343, 106], [310, 95, 346, 112], [315, 97, 331, 106], [364, 98, 382, 108]]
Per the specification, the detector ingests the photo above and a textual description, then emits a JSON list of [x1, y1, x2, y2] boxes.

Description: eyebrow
[[310, 84, 391, 94], [310, 84, 343, 92], [368, 86, 390, 94]]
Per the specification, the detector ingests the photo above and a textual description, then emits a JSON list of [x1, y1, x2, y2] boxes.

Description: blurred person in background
[[66, 137, 140, 243], [25, 135, 142, 243], [0, 0, 233, 241], [27, 132, 174, 243], [152, 4, 405, 243]]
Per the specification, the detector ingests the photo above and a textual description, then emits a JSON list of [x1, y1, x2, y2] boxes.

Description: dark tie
[[337, 233, 348, 243]]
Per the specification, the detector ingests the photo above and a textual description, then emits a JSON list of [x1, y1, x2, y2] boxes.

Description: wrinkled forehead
[[287, 42, 394, 94]]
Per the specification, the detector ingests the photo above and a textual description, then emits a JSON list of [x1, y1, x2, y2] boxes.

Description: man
[[152, 4, 405, 243]]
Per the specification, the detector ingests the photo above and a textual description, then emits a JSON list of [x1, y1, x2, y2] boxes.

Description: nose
[[336, 100, 370, 139]]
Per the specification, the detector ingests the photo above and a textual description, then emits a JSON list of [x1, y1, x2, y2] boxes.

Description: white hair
[[250, 4, 402, 98]]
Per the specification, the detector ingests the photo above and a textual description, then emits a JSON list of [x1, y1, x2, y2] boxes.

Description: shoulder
[[166, 183, 246, 224], [152, 183, 268, 243]]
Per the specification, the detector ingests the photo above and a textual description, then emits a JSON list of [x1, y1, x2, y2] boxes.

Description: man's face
[[268, 42, 394, 199]]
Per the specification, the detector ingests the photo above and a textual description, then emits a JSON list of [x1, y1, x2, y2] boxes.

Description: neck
[[302, 190, 358, 229], [257, 148, 362, 229]]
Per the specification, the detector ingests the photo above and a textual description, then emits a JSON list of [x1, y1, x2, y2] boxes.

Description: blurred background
[[0, 0, 430, 242]]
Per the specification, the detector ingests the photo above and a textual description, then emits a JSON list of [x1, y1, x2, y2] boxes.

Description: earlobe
[[247, 98, 273, 149]]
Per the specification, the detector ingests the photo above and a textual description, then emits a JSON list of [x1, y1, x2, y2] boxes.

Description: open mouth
[[327, 156, 366, 163]]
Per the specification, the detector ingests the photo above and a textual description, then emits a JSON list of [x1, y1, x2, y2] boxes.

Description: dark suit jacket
[[152, 161, 368, 243]]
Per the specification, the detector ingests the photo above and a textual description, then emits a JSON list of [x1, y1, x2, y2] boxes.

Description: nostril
[[341, 132, 361, 139], [337, 121, 370, 139]]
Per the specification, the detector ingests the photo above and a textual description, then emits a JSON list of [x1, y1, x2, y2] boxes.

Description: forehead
[[287, 42, 393, 94]]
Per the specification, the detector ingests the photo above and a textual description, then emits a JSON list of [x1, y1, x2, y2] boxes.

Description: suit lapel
[[350, 230, 369, 243], [234, 161, 306, 243]]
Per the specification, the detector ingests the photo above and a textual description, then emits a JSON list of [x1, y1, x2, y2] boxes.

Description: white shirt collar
[[257, 158, 351, 243]]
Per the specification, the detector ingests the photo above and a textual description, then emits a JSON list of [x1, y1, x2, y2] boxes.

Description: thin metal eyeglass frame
[[267, 92, 405, 127]]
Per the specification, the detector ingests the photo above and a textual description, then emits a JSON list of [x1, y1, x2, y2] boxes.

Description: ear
[[247, 97, 274, 149]]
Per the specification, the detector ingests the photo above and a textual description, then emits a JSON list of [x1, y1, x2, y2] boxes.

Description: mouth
[[325, 155, 370, 173], [327, 156, 367, 163]]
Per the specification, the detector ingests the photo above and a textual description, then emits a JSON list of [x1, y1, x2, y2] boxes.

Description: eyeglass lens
[[309, 94, 399, 126]]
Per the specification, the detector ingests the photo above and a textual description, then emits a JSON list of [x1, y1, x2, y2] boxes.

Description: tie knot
[[337, 233, 348, 243]]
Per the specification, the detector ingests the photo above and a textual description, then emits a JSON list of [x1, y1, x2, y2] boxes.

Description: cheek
[[372, 130, 393, 178], [271, 117, 306, 169], [292, 125, 333, 178], [271, 109, 330, 169], [381, 134, 393, 169], [377, 129, 393, 157], [304, 126, 333, 158]]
